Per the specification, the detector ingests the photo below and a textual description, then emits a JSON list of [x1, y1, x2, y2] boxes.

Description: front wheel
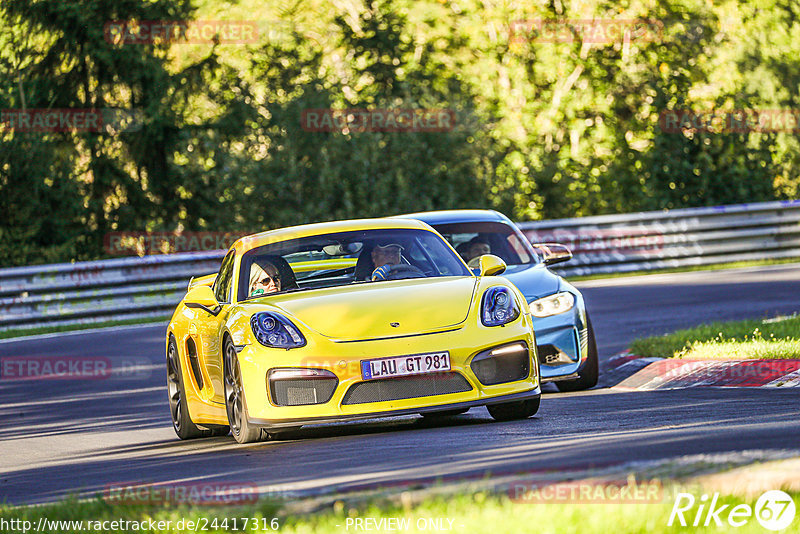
[[224, 337, 263, 444], [556, 313, 599, 392], [487, 396, 540, 422]]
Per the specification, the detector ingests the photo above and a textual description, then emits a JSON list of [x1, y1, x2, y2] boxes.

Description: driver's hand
[[371, 265, 392, 281]]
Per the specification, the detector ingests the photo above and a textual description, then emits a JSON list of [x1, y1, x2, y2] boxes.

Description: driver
[[464, 236, 491, 263], [371, 243, 403, 281], [249, 261, 281, 296]]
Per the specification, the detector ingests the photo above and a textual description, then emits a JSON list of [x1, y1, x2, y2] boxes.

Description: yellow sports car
[[166, 218, 541, 443]]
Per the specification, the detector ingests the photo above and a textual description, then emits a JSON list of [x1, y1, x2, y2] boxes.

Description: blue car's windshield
[[430, 221, 538, 266], [238, 228, 470, 301]]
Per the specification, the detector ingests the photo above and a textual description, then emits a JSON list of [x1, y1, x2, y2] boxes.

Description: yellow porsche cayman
[[166, 218, 541, 443]]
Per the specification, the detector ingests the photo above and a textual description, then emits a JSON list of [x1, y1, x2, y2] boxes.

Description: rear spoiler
[[188, 273, 217, 291]]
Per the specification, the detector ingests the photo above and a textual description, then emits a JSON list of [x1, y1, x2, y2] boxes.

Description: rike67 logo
[[669, 490, 796, 531]]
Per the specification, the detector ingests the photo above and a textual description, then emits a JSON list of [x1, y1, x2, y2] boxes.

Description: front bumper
[[532, 294, 589, 382], [249, 388, 541, 428], [237, 321, 539, 428]]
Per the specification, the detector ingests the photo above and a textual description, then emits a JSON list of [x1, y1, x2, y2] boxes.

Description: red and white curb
[[603, 352, 800, 390]]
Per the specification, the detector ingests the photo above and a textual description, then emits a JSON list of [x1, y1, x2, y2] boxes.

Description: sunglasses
[[257, 274, 280, 285]]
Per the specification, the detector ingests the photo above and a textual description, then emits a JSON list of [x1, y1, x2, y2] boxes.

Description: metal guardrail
[[0, 252, 224, 330], [1, 200, 799, 332], [517, 200, 800, 277]]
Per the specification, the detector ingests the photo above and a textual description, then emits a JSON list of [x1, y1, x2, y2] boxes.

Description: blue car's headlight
[[481, 287, 521, 327], [530, 292, 575, 318], [251, 312, 306, 349]]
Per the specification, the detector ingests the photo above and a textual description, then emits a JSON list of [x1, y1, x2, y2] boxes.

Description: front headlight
[[481, 287, 521, 327], [251, 312, 306, 349], [530, 292, 575, 318]]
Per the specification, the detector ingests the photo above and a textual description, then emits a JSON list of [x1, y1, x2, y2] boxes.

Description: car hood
[[500, 263, 561, 302], [255, 277, 478, 342]]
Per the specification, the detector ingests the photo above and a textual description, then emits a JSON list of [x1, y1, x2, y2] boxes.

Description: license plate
[[361, 352, 450, 380]]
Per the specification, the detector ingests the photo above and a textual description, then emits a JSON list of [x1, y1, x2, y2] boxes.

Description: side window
[[213, 251, 236, 303]]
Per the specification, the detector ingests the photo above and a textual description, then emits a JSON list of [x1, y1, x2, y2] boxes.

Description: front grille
[[342, 372, 472, 405], [270, 378, 337, 406]]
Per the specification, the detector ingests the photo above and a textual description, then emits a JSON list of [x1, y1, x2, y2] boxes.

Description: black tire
[[421, 408, 469, 418], [556, 313, 599, 392], [487, 396, 540, 422], [167, 335, 230, 439], [224, 336, 263, 444]]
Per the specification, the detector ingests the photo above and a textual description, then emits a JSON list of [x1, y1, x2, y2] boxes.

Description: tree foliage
[[1, 0, 797, 265]]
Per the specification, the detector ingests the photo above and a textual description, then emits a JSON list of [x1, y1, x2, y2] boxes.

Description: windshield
[[430, 221, 538, 266], [237, 228, 471, 301]]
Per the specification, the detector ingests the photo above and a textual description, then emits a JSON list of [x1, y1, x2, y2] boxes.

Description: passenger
[[249, 261, 281, 297]]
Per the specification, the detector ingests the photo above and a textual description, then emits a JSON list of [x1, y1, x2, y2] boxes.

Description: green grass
[[2, 489, 798, 534], [0, 316, 171, 340], [629, 315, 800, 359], [568, 257, 800, 282]]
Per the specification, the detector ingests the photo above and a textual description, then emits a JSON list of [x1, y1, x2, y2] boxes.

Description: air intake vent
[[342, 372, 472, 405], [471, 342, 530, 385], [186, 338, 204, 390], [268, 369, 338, 406]]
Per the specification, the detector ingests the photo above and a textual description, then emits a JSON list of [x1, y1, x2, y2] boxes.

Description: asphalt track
[[2, 263, 800, 505]]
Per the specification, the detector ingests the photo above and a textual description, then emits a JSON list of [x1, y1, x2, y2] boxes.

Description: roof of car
[[395, 209, 511, 226], [232, 218, 433, 253]]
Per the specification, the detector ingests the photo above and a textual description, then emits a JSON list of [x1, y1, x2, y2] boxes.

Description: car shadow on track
[[6, 388, 800, 507]]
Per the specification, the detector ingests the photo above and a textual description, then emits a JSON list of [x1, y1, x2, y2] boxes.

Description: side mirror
[[184, 285, 221, 315], [477, 254, 507, 276], [531, 243, 573, 266]]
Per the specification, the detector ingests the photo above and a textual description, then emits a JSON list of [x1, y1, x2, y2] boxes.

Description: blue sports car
[[399, 210, 597, 391]]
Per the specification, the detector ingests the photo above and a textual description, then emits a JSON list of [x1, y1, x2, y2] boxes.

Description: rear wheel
[[421, 408, 469, 418], [487, 396, 540, 422], [167, 335, 229, 439], [224, 337, 263, 444], [556, 314, 599, 392]]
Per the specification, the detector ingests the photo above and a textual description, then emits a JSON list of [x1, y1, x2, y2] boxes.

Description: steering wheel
[[372, 264, 426, 281]]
